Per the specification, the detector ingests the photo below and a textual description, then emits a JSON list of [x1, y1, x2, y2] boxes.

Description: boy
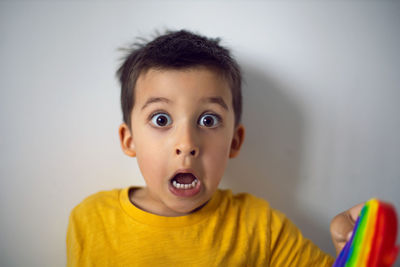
[[67, 30, 360, 266]]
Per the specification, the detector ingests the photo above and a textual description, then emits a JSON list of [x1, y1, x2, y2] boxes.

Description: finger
[[331, 211, 355, 242], [330, 201, 365, 255], [337, 231, 354, 252], [330, 211, 353, 255], [337, 241, 346, 254], [347, 202, 365, 223]]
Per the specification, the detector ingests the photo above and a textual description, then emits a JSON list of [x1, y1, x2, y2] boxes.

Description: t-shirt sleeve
[[269, 208, 335, 267], [66, 207, 83, 267]]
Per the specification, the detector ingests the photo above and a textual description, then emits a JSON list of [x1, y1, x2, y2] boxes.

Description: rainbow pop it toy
[[333, 199, 399, 267]]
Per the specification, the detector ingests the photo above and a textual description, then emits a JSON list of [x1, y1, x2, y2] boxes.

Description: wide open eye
[[198, 114, 221, 128], [151, 113, 172, 127]]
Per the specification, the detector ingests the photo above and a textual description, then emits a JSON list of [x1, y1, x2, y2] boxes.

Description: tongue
[[174, 173, 196, 184]]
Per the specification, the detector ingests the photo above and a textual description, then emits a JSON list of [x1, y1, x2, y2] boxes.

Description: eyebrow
[[140, 96, 228, 110], [141, 97, 171, 110], [203, 97, 229, 110]]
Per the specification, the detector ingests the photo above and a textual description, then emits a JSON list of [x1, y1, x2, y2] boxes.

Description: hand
[[330, 202, 365, 256]]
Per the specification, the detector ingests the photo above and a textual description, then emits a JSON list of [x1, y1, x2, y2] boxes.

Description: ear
[[229, 124, 245, 158], [119, 123, 136, 157]]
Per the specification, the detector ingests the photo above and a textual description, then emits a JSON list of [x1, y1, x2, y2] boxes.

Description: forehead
[[134, 67, 232, 105]]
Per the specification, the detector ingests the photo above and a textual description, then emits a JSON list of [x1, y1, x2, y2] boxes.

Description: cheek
[[203, 134, 232, 177], [135, 134, 169, 184]]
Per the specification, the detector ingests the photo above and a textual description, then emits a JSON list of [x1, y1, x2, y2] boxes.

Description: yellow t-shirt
[[67, 187, 334, 266]]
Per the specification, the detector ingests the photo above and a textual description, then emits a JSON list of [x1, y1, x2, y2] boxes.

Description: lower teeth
[[172, 179, 198, 189]]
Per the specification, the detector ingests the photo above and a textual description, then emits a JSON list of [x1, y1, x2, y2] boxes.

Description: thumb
[[330, 202, 364, 256]]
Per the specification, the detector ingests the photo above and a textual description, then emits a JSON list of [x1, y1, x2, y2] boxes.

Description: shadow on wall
[[222, 64, 334, 255]]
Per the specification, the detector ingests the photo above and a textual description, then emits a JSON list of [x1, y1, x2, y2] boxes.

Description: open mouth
[[170, 173, 199, 190]]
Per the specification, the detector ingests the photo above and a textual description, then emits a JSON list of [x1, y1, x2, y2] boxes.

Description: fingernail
[[347, 231, 353, 240]]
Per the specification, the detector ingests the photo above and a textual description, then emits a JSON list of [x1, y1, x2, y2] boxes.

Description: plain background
[[1, 1, 399, 266]]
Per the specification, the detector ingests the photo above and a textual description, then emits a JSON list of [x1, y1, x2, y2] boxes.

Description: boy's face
[[119, 67, 244, 216]]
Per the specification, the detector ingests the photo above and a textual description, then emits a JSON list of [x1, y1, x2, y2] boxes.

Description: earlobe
[[119, 123, 136, 157], [229, 124, 245, 158]]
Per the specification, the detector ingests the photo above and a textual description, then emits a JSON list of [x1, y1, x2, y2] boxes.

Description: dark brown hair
[[116, 30, 242, 128]]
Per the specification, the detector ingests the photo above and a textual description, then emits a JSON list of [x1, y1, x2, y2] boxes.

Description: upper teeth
[[172, 179, 198, 189]]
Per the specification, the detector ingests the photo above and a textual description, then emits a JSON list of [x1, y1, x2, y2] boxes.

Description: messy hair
[[116, 29, 242, 128]]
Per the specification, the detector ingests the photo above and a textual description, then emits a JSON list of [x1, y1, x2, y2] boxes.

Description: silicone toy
[[333, 199, 399, 267]]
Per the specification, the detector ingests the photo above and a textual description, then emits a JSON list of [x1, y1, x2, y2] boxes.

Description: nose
[[174, 125, 199, 158], [176, 147, 198, 156]]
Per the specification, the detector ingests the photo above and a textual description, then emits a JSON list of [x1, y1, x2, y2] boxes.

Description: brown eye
[[199, 114, 220, 128], [151, 113, 172, 127]]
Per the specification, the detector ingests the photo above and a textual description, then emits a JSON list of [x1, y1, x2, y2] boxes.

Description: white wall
[[1, 1, 399, 266]]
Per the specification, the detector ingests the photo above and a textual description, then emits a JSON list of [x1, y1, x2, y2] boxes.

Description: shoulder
[[218, 189, 272, 211], [70, 188, 123, 220], [217, 189, 292, 229], [66, 188, 126, 260], [216, 189, 275, 223]]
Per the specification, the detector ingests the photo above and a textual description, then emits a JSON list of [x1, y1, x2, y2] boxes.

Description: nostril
[[175, 148, 197, 156]]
